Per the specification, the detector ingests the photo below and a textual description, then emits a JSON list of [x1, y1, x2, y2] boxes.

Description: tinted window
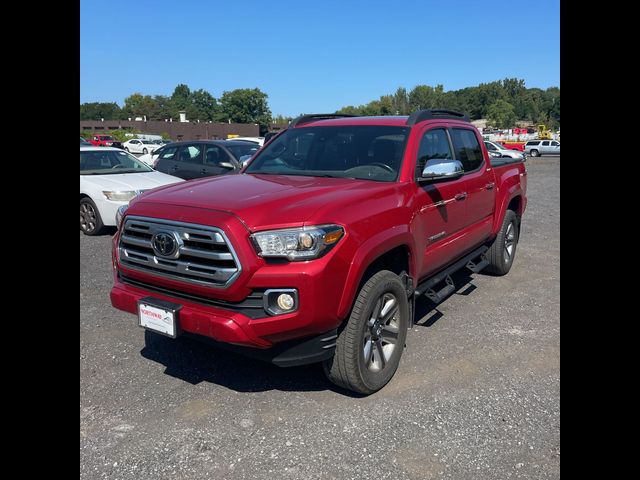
[[416, 129, 453, 177], [527, 141, 540, 146], [449, 128, 483, 172], [158, 146, 178, 160], [541, 141, 550, 146], [551, 141, 559, 146], [203, 145, 224, 165], [246, 126, 409, 182], [177, 145, 203, 164]]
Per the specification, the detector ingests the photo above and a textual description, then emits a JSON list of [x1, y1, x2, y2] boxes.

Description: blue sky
[[80, 0, 560, 117]]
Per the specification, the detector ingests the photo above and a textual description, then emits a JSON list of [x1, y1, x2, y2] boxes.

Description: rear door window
[[177, 144, 203, 164], [449, 128, 484, 172]]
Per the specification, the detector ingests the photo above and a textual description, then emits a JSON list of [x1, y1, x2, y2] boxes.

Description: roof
[[80, 146, 121, 151], [292, 113, 470, 128]]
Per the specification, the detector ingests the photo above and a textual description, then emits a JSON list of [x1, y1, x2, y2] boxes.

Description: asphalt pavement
[[80, 156, 560, 479]]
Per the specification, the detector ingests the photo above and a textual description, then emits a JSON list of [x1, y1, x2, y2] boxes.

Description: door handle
[[200, 169, 207, 175], [170, 165, 179, 171], [485, 182, 495, 190], [455, 192, 467, 201]]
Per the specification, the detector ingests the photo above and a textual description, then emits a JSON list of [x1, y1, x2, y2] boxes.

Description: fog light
[[263, 289, 298, 316], [277, 293, 295, 311]]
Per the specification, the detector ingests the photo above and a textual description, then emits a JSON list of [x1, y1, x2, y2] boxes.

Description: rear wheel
[[323, 270, 409, 395], [124, 147, 129, 152], [80, 197, 105, 236], [142, 148, 148, 154], [530, 149, 540, 157], [485, 210, 519, 275]]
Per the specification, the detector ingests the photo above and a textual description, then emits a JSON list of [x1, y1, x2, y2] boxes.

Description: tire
[[80, 197, 105, 236], [124, 147, 129, 152], [485, 210, 519, 275], [323, 270, 409, 395], [143, 148, 148, 154], [530, 149, 540, 157]]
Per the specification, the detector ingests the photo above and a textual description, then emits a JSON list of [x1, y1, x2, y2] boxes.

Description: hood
[[134, 173, 395, 231], [82, 171, 183, 191]]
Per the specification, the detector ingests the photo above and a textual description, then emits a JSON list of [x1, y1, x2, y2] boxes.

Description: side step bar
[[414, 245, 489, 301]]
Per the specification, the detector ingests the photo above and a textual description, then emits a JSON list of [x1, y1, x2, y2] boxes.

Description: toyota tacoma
[[110, 109, 527, 394]]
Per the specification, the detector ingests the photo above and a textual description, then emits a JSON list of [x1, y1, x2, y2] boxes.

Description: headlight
[[115, 205, 128, 230], [103, 190, 137, 202], [251, 225, 344, 261]]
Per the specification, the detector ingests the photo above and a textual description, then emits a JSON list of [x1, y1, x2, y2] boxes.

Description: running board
[[423, 275, 455, 303], [414, 245, 489, 300], [466, 255, 489, 273]]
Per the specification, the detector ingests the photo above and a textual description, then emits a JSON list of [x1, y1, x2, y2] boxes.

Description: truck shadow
[[140, 268, 480, 395], [140, 332, 354, 395]]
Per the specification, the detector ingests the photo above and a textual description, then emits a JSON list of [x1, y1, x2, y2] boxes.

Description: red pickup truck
[[110, 110, 527, 394], [89, 134, 123, 149]]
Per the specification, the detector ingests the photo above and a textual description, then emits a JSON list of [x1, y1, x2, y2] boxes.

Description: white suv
[[524, 140, 560, 157]]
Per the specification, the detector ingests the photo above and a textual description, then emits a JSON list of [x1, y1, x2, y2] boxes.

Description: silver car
[[484, 141, 526, 160], [524, 140, 560, 157]]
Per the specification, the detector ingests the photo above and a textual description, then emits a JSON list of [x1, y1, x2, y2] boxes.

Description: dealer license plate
[[137, 297, 181, 338]]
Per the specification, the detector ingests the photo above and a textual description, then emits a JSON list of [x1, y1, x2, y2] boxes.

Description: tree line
[[80, 84, 272, 130], [80, 78, 559, 132], [336, 78, 559, 129]]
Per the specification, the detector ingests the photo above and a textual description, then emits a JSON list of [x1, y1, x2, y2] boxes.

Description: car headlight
[[251, 225, 344, 261], [115, 205, 128, 230], [103, 190, 137, 202]]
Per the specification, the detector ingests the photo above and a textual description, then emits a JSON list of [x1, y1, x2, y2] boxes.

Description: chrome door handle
[[485, 183, 495, 190], [455, 192, 467, 201]]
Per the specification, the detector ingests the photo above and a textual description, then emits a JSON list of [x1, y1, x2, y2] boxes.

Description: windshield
[[141, 140, 155, 144], [245, 126, 410, 182], [226, 143, 260, 160], [80, 149, 154, 175], [98, 136, 114, 140]]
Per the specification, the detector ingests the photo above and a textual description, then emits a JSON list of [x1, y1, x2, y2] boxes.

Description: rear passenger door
[[540, 140, 551, 154], [449, 127, 496, 251], [173, 144, 204, 179]]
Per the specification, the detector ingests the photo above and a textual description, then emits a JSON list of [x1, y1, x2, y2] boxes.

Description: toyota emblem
[[152, 232, 179, 258]]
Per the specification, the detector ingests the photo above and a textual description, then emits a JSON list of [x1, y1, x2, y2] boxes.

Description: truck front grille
[[118, 216, 241, 288]]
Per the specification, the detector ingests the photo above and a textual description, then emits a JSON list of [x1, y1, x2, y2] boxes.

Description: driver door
[[412, 126, 468, 279]]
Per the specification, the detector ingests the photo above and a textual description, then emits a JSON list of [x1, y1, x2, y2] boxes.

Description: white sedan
[[122, 138, 161, 154], [80, 146, 184, 235], [483, 141, 526, 160]]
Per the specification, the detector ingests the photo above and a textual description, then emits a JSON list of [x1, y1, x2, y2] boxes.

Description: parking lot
[[80, 156, 559, 479]]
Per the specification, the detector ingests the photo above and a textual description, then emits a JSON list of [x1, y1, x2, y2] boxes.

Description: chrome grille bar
[[118, 216, 242, 288]]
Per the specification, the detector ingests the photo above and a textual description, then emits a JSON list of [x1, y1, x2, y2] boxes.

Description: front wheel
[[142, 148, 148, 154], [530, 149, 540, 157], [124, 147, 130, 152], [323, 270, 409, 395], [80, 197, 105, 235]]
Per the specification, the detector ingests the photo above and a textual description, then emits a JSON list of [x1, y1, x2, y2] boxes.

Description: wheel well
[[80, 193, 89, 201], [360, 245, 410, 287], [507, 196, 522, 216]]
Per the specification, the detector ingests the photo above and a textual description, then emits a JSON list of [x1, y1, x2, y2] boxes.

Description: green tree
[[189, 89, 219, 121], [486, 100, 517, 129], [80, 102, 122, 120], [219, 88, 272, 130]]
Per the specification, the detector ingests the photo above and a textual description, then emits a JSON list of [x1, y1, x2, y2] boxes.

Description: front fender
[[336, 226, 415, 320]]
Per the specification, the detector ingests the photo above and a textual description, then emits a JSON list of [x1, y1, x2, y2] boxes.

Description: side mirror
[[218, 161, 235, 169], [421, 160, 464, 180]]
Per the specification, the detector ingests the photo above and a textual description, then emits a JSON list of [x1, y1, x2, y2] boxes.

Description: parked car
[[524, 140, 560, 157], [89, 134, 123, 149], [122, 138, 161, 155], [484, 141, 525, 160], [80, 136, 92, 146], [110, 109, 527, 394], [151, 140, 260, 179], [80, 146, 183, 236]]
